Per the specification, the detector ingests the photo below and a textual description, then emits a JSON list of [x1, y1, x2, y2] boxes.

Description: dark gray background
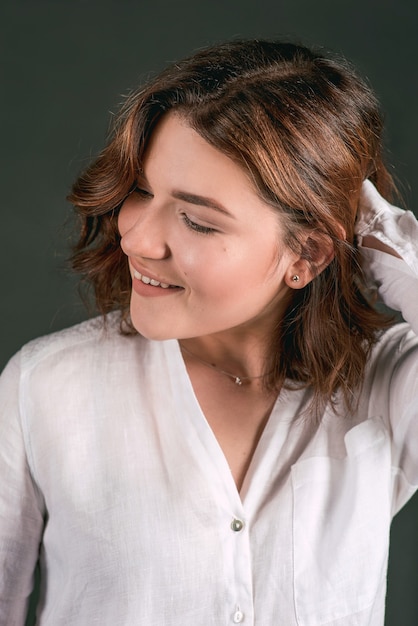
[[1, 1, 417, 624]]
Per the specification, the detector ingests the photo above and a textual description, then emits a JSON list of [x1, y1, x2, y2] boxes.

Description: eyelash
[[130, 187, 216, 235], [181, 213, 216, 235], [131, 186, 152, 198]]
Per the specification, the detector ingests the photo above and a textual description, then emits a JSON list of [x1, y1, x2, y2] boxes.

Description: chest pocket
[[291, 417, 392, 625]]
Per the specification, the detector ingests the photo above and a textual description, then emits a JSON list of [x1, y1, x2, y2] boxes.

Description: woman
[[0, 40, 417, 625]]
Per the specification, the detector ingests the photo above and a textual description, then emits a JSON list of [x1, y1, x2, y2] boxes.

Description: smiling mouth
[[133, 270, 180, 289]]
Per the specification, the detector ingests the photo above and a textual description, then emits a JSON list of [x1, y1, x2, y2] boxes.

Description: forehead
[[143, 113, 256, 194]]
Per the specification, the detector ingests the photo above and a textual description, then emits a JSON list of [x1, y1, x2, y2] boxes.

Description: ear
[[284, 231, 336, 289]]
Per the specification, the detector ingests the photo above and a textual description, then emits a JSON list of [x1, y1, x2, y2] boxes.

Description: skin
[[362, 236, 402, 258]]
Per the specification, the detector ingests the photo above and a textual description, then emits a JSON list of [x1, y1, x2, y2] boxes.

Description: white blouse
[[0, 181, 417, 626]]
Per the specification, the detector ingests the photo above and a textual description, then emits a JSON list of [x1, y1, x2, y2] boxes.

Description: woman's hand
[[355, 180, 418, 332], [356, 180, 418, 273]]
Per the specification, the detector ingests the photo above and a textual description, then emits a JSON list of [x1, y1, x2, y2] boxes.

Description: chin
[[131, 323, 173, 342], [129, 314, 174, 342]]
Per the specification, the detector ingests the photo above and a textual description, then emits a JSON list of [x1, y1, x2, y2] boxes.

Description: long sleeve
[[355, 181, 418, 512], [0, 352, 45, 625], [356, 179, 418, 334]]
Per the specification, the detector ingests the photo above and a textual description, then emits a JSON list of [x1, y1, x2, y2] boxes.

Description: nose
[[119, 196, 170, 261]]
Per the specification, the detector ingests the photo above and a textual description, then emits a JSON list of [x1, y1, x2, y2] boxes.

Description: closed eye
[[131, 186, 153, 198], [181, 213, 217, 235]]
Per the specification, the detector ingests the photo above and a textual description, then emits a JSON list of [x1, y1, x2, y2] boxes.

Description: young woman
[[1, 40, 417, 626]]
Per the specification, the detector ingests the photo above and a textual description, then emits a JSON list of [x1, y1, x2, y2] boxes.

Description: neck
[[178, 330, 272, 383]]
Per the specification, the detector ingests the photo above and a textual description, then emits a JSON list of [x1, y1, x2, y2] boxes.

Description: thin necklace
[[180, 344, 271, 386]]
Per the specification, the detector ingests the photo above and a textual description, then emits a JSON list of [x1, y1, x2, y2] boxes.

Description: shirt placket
[[222, 504, 255, 625]]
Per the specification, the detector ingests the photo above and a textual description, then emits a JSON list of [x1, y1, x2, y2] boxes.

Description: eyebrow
[[137, 172, 235, 218], [172, 191, 235, 218]]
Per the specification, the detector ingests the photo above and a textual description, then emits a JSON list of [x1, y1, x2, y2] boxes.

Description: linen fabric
[[0, 181, 418, 625]]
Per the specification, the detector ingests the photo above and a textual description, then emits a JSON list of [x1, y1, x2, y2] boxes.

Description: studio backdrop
[[1, 1, 417, 624]]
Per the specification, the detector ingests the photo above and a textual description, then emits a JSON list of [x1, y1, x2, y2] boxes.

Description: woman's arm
[[0, 353, 45, 624], [356, 181, 418, 513], [356, 180, 418, 334]]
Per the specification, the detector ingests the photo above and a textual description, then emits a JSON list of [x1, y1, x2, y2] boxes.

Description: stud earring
[[292, 275, 300, 282]]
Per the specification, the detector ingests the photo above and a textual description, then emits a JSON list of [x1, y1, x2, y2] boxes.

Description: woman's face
[[118, 113, 299, 342]]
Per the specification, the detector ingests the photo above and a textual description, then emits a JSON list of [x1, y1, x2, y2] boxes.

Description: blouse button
[[233, 609, 244, 623], [231, 518, 244, 532]]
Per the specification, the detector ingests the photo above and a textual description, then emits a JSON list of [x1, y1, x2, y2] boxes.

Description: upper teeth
[[133, 270, 170, 289]]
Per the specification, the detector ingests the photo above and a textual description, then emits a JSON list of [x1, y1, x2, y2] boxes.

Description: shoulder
[[5, 313, 160, 420], [19, 312, 139, 373], [13, 313, 180, 397], [9, 313, 153, 398]]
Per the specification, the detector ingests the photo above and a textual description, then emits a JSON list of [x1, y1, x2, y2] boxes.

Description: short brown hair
[[69, 39, 395, 419]]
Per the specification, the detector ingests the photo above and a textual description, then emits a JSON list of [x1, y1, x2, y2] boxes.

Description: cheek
[[182, 245, 280, 300], [178, 252, 212, 290]]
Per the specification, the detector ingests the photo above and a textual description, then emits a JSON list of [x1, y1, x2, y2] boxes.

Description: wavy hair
[[69, 39, 395, 419]]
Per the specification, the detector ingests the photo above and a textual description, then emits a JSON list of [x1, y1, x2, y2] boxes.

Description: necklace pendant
[[234, 376, 243, 385]]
